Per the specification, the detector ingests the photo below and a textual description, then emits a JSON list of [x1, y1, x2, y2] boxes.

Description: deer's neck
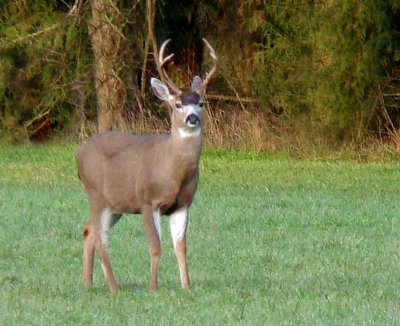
[[168, 128, 203, 170]]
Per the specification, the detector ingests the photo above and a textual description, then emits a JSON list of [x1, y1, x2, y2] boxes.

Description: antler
[[158, 39, 182, 95], [197, 38, 217, 94]]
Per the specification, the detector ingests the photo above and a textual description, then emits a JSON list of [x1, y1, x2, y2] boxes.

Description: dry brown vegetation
[[1, 0, 400, 158]]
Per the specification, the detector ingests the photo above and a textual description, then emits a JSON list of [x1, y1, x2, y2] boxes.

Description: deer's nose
[[186, 113, 200, 127]]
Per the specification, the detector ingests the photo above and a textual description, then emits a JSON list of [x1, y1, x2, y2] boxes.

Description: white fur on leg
[[169, 208, 189, 287], [169, 208, 188, 249], [99, 208, 113, 278], [100, 261, 108, 278], [100, 208, 113, 250], [153, 210, 161, 240]]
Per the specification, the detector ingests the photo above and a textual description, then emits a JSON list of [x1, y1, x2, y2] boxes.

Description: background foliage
[[0, 0, 400, 149]]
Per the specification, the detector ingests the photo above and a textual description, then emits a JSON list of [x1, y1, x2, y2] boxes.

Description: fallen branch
[[206, 94, 258, 104], [24, 109, 52, 140], [29, 120, 51, 140], [383, 93, 400, 98], [24, 110, 50, 130]]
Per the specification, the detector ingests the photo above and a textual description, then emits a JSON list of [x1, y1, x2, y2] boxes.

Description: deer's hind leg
[[83, 221, 95, 289], [142, 205, 162, 291], [83, 206, 121, 293]]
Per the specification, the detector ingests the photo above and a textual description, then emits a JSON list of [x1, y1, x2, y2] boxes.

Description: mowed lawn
[[1, 145, 400, 325]]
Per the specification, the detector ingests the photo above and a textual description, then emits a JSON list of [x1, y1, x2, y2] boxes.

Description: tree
[[88, 0, 130, 132], [242, 0, 400, 140]]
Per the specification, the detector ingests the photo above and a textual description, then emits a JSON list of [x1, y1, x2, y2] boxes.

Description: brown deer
[[75, 39, 217, 292]]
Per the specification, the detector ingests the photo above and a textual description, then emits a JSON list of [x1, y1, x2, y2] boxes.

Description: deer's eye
[[199, 102, 204, 108], [176, 103, 183, 109]]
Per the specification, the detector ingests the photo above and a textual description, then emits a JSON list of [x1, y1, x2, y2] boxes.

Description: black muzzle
[[186, 113, 200, 127]]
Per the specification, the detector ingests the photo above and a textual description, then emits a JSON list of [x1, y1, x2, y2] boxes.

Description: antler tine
[[158, 39, 182, 95], [198, 38, 217, 94], [159, 39, 173, 66]]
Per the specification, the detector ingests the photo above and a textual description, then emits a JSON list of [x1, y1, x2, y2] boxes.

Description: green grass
[[1, 145, 400, 325]]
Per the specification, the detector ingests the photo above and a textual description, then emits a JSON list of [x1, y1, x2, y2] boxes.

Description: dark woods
[[1, 0, 400, 150]]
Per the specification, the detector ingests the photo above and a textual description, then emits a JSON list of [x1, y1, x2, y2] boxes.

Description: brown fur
[[76, 126, 202, 292], [76, 38, 216, 293]]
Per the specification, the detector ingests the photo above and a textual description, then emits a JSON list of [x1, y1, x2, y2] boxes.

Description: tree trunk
[[88, 0, 128, 132]]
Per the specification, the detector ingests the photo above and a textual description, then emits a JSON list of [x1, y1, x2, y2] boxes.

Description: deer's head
[[151, 39, 217, 138]]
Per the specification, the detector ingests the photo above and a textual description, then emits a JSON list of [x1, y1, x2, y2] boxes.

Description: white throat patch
[[178, 127, 201, 138]]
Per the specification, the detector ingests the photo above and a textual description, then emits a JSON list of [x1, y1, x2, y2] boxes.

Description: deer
[[75, 38, 217, 292]]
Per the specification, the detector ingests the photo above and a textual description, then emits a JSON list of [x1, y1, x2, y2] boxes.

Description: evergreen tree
[[242, 0, 400, 140], [0, 0, 94, 140]]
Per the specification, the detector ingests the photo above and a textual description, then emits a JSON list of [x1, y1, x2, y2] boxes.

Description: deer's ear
[[151, 78, 172, 101], [191, 76, 202, 93], [191, 76, 205, 100]]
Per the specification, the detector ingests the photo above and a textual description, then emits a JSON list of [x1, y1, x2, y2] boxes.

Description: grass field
[[1, 145, 400, 325]]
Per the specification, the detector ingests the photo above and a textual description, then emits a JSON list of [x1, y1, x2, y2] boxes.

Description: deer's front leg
[[169, 207, 190, 289], [143, 206, 162, 291]]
